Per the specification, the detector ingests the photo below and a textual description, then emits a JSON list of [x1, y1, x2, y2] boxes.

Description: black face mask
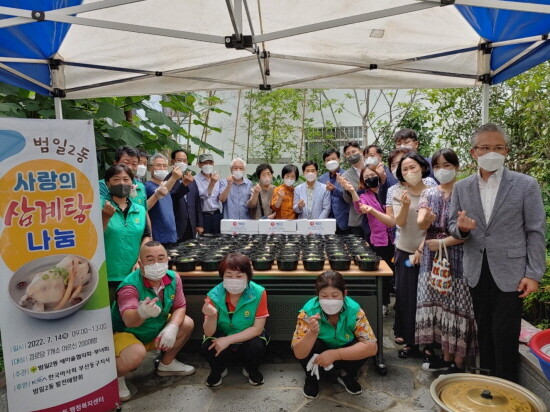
[[346, 153, 361, 165], [365, 176, 380, 188], [109, 183, 132, 198]]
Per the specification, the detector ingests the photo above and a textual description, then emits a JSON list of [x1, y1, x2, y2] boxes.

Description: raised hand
[[202, 298, 218, 317], [305, 313, 320, 334], [182, 171, 194, 185], [423, 207, 437, 224], [102, 200, 116, 219], [210, 171, 220, 182], [400, 190, 411, 207], [253, 184, 261, 194], [359, 204, 373, 215], [457, 210, 476, 232], [154, 185, 169, 199], [172, 165, 184, 180], [298, 199, 305, 210], [326, 181, 335, 192], [137, 297, 161, 319]]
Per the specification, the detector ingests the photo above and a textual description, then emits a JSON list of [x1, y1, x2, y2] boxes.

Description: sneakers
[[337, 374, 362, 395], [440, 364, 465, 375], [206, 368, 228, 387], [382, 305, 389, 317], [242, 368, 264, 386], [118, 376, 132, 402], [422, 356, 453, 372], [157, 359, 196, 377], [303, 375, 319, 399]]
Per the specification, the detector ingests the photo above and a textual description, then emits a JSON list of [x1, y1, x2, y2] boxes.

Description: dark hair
[[358, 166, 378, 191], [281, 164, 299, 180], [322, 148, 340, 161], [104, 164, 135, 182], [393, 128, 418, 143], [364, 144, 382, 156], [301, 160, 318, 172], [387, 147, 412, 168], [218, 253, 253, 281], [114, 146, 139, 162], [255, 163, 274, 178], [315, 270, 346, 294], [395, 152, 431, 182], [343, 141, 361, 154], [137, 149, 149, 160], [171, 149, 187, 160], [431, 148, 459, 169], [143, 240, 162, 248]]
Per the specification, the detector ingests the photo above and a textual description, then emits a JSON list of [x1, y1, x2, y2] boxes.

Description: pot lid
[[433, 374, 546, 412]]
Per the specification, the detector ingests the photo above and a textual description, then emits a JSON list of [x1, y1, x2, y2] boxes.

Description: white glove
[[137, 297, 161, 319], [154, 186, 168, 199], [156, 322, 179, 350], [306, 354, 320, 380]]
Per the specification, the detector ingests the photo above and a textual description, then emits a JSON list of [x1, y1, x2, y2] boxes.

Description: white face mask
[[398, 144, 414, 151], [319, 298, 344, 315], [364, 156, 379, 167], [304, 172, 317, 182], [143, 262, 168, 281], [434, 168, 456, 184], [260, 177, 272, 186], [201, 164, 214, 175], [154, 169, 169, 181], [325, 160, 339, 172], [232, 170, 244, 180], [284, 178, 295, 187], [173, 162, 188, 172], [135, 164, 147, 178], [477, 152, 505, 172], [223, 278, 247, 295], [391, 167, 398, 176], [403, 170, 422, 186]]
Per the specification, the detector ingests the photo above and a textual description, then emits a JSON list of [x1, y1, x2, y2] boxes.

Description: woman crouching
[[292, 271, 377, 399]]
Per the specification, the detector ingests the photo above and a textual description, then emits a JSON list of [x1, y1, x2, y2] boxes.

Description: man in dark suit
[[169, 149, 203, 242], [448, 123, 546, 382]]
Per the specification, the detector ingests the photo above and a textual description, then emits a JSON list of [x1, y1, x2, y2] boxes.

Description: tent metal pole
[[54, 97, 63, 120], [481, 84, 490, 124], [418, 0, 550, 14]]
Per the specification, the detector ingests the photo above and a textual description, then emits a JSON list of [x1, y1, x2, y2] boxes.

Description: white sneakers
[[118, 376, 132, 402], [157, 359, 196, 377]]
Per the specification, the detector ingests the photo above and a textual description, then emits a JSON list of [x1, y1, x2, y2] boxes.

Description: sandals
[[394, 337, 406, 345], [398, 344, 422, 359], [423, 344, 435, 358]]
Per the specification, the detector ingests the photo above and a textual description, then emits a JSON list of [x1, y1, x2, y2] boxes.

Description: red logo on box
[[233, 222, 237, 226], [271, 222, 275, 226]]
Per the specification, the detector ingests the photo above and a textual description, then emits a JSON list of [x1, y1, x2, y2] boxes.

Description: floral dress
[[415, 187, 477, 357]]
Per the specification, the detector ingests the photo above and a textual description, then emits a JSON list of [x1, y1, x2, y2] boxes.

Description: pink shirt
[[118, 274, 186, 316], [353, 190, 392, 247]]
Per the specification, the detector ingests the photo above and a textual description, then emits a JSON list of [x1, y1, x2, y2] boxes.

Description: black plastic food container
[[303, 259, 325, 271]]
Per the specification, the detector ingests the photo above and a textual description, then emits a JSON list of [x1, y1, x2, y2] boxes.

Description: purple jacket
[[353, 190, 392, 247]]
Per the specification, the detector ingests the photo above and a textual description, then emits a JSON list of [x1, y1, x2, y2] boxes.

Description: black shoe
[[440, 364, 465, 375], [422, 356, 453, 372], [303, 375, 319, 399], [206, 368, 228, 387], [337, 374, 362, 395], [242, 368, 264, 386], [398, 344, 422, 359]]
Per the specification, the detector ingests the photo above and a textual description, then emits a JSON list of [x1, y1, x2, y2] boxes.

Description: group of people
[[99, 122, 546, 402]]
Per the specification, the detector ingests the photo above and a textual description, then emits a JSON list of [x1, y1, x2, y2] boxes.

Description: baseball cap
[[198, 153, 213, 163]]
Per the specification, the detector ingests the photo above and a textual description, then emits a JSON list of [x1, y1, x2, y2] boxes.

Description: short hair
[[322, 148, 340, 161], [343, 141, 361, 154], [114, 146, 138, 162], [301, 160, 318, 172], [139, 241, 165, 258], [315, 270, 346, 294], [387, 147, 412, 167], [137, 149, 149, 160], [364, 144, 382, 156], [104, 164, 134, 182], [149, 153, 168, 165], [218, 253, 253, 281], [470, 123, 510, 146], [395, 152, 431, 182], [230, 157, 246, 169], [281, 164, 299, 180], [171, 149, 187, 160], [394, 128, 418, 143], [255, 163, 273, 178], [431, 148, 459, 169]]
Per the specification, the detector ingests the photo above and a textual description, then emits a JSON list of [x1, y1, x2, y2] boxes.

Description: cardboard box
[[258, 219, 297, 234], [220, 219, 259, 234], [296, 219, 337, 235]]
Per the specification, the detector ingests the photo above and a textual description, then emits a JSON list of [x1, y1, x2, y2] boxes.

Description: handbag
[[429, 240, 452, 295]]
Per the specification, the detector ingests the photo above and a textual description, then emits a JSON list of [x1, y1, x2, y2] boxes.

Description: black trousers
[[470, 252, 522, 382], [202, 212, 222, 234], [297, 339, 367, 378], [393, 248, 419, 345], [201, 333, 268, 373], [371, 243, 395, 306], [348, 226, 364, 239], [336, 226, 350, 235]]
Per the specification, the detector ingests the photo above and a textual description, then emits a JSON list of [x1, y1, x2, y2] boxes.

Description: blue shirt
[[195, 172, 222, 212], [220, 178, 253, 219], [145, 180, 177, 244], [318, 168, 349, 230]]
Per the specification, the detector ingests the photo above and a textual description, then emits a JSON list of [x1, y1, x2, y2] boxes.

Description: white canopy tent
[[1, 0, 550, 121]]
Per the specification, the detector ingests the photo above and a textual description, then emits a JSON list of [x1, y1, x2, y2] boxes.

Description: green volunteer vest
[[111, 269, 177, 343], [207, 281, 264, 336], [300, 296, 360, 348]]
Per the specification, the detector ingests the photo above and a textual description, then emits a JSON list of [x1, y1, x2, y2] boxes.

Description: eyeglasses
[[473, 145, 507, 153]]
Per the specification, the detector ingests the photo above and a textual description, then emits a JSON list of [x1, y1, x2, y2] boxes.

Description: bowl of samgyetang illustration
[[9, 255, 99, 320]]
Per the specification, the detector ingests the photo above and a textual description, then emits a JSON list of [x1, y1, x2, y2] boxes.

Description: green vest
[[207, 281, 264, 336], [300, 296, 360, 348], [99, 178, 147, 209], [111, 269, 177, 343], [102, 197, 146, 282]]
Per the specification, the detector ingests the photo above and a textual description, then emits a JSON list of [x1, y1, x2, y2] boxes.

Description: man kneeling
[[111, 241, 195, 401]]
